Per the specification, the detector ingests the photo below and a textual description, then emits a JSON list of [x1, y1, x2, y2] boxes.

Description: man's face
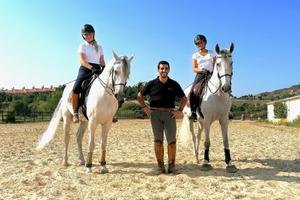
[[158, 64, 169, 78]]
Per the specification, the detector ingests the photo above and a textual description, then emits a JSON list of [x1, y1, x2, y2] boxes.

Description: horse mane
[[121, 56, 131, 78], [103, 55, 130, 79]]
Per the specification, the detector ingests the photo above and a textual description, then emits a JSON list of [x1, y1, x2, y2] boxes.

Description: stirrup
[[73, 113, 79, 123], [189, 112, 197, 121]]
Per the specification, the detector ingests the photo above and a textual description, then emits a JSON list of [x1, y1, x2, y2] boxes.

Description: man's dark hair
[[157, 60, 170, 69]]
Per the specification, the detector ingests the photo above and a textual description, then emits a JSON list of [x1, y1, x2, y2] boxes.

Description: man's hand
[[143, 107, 152, 118], [171, 110, 183, 119]]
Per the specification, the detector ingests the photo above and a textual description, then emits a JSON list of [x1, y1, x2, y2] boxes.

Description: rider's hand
[[92, 66, 101, 75]]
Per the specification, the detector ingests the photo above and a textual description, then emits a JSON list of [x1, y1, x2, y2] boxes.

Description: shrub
[[5, 112, 15, 123], [116, 101, 146, 119], [274, 102, 287, 118], [289, 115, 300, 127]]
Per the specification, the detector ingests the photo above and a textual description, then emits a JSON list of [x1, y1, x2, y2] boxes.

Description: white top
[[78, 42, 104, 64], [192, 50, 216, 72]]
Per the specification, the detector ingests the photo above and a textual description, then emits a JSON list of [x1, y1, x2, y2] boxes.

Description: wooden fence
[[0, 111, 53, 123]]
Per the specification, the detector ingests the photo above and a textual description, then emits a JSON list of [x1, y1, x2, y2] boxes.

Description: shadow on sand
[[108, 159, 300, 182]]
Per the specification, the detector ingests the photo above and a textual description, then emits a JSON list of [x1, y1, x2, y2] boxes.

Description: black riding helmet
[[194, 34, 207, 45], [81, 24, 95, 34]]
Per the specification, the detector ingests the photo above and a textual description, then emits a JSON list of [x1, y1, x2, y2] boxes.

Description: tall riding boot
[[71, 92, 79, 123], [167, 143, 176, 173], [154, 141, 165, 173], [198, 97, 204, 119], [189, 93, 198, 121]]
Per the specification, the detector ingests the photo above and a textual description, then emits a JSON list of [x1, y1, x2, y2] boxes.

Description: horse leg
[[194, 122, 203, 164], [76, 121, 88, 165], [189, 120, 199, 163], [62, 115, 72, 166], [85, 119, 97, 173], [97, 123, 112, 174], [219, 116, 237, 173], [201, 120, 212, 170]]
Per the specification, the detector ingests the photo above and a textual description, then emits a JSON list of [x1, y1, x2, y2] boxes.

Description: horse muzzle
[[221, 85, 231, 93]]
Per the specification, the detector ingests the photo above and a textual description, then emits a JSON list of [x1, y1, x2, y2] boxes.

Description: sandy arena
[[0, 120, 299, 199]]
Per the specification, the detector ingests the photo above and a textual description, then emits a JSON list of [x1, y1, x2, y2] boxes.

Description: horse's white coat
[[179, 43, 234, 165], [37, 52, 133, 172]]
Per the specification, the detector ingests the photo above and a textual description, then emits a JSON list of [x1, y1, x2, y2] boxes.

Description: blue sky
[[0, 0, 299, 97]]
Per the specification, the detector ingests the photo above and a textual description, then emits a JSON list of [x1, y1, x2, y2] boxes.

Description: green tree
[[274, 102, 287, 118]]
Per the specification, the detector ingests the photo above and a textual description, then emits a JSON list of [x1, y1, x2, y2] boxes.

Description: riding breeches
[[150, 110, 176, 144], [189, 72, 208, 112], [72, 64, 100, 94]]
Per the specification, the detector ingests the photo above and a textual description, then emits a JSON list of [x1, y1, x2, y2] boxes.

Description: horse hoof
[[201, 164, 213, 171], [85, 167, 92, 173], [100, 167, 109, 174], [62, 161, 69, 166], [226, 165, 238, 173]]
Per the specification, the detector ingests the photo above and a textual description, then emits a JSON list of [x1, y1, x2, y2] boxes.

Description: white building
[[267, 95, 300, 122]]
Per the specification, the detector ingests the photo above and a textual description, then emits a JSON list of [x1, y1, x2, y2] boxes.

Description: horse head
[[215, 43, 234, 93], [111, 51, 133, 96]]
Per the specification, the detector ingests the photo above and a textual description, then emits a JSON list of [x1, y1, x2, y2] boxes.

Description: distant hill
[[236, 83, 300, 101]]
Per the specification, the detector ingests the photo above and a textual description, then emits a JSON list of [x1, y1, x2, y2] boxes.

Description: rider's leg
[[71, 92, 79, 123]]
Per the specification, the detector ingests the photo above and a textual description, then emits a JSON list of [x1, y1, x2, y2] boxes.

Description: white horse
[[179, 43, 237, 173], [36, 52, 133, 173]]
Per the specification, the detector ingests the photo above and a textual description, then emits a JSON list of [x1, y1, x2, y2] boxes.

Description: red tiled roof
[[0, 87, 56, 94]]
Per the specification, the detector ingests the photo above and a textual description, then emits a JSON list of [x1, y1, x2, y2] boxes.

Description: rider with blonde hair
[[71, 24, 105, 123], [189, 34, 216, 120]]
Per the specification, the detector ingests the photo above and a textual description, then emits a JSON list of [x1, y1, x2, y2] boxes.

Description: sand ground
[[0, 120, 299, 200]]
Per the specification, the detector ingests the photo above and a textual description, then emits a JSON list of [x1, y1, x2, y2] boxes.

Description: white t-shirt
[[192, 50, 216, 72], [78, 42, 104, 64]]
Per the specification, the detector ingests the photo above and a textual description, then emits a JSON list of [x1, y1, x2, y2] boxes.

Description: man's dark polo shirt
[[140, 77, 185, 108]]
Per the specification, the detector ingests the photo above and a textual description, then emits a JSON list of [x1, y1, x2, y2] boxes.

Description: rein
[[96, 63, 127, 96]]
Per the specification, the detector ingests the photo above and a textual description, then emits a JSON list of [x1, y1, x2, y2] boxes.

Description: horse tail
[[178, 111, 193, 147], [36, 98, 63, 150]]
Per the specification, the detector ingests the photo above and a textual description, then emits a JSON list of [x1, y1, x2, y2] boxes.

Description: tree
[[274, 102, 287, 118]]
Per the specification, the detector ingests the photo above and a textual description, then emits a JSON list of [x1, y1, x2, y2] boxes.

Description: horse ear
[[229, 42, 234, 53], [215, 44, 220, 54], [113, 51, 119, 60], [128, 54, 134, 63]]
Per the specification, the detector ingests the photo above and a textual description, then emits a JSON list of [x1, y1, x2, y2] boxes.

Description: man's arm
[[178, 96, 188, 112], [137, 92, 152, 118], [137, 92, 147, 107]]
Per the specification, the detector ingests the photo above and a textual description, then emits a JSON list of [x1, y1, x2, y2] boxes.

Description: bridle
[[216, 55, 233, 80], [207, 54, 233, 94], [97, 60, 128, 95], [111, 66, 127, 89]]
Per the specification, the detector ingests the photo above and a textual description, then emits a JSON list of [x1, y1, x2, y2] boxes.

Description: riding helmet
[[194, 34, 207, 45], [81, 24, 95, 34]]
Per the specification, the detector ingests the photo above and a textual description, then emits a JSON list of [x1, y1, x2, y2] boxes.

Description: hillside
[[236, 83, 300, 101], [231, 83, 300, 120]]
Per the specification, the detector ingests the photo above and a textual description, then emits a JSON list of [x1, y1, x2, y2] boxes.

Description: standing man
[[137, 60, 187, 174]]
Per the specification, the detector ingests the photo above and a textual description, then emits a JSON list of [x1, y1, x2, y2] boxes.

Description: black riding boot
[[189, 93, 198, 121]]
